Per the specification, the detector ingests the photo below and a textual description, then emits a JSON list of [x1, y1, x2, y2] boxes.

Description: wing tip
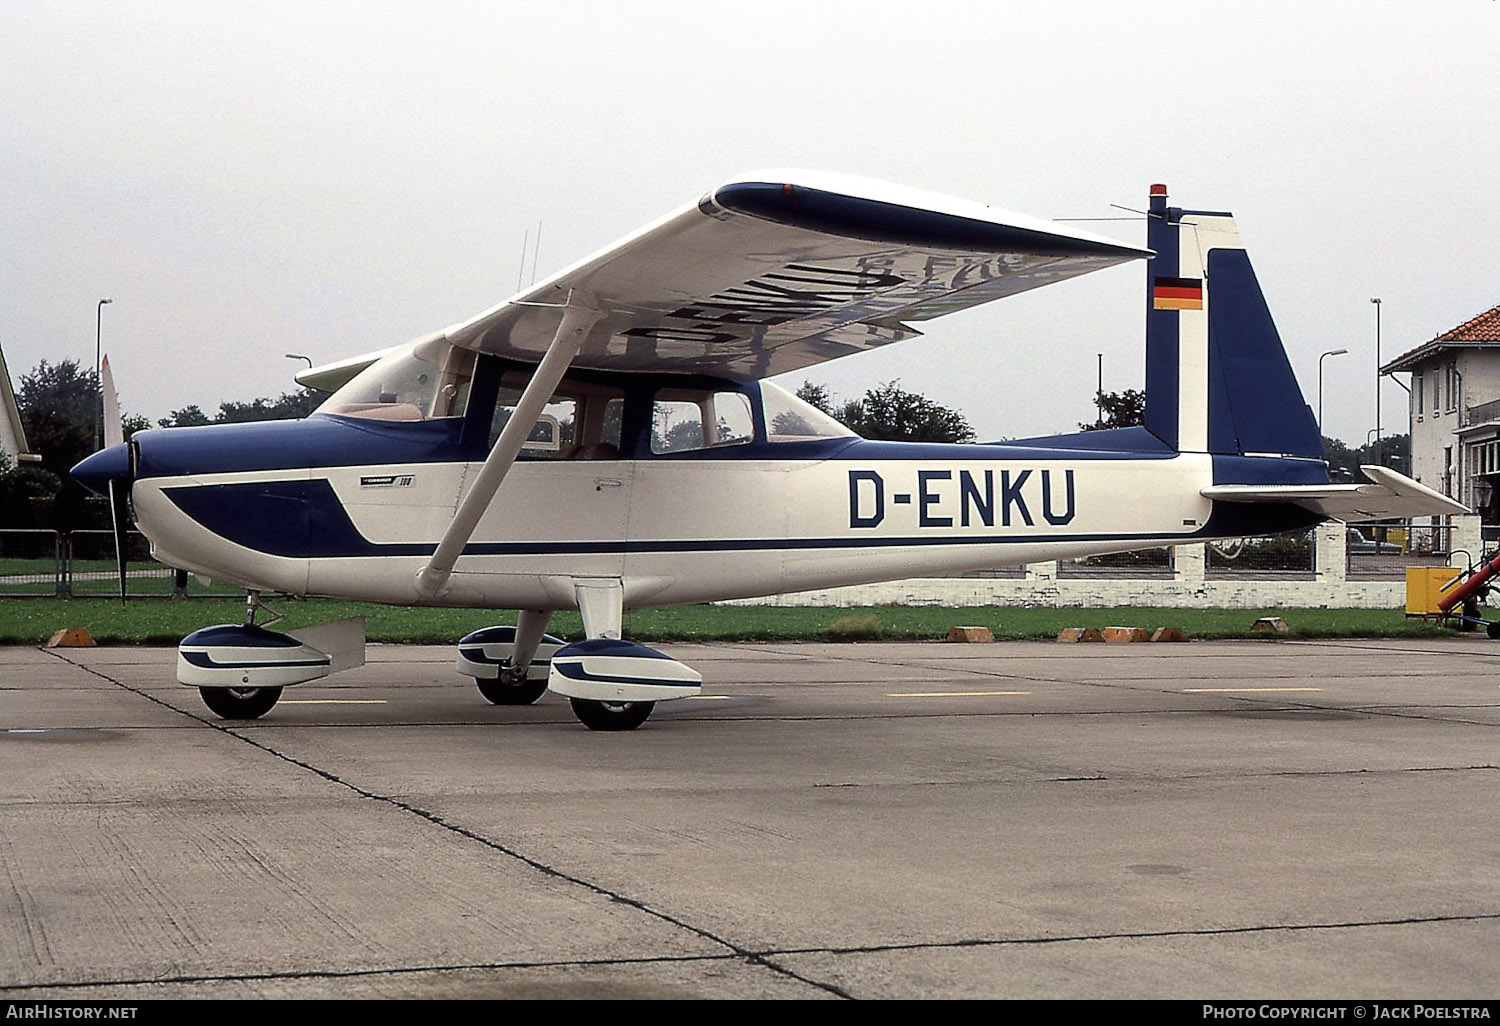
[[708, 171, 1149, 258]]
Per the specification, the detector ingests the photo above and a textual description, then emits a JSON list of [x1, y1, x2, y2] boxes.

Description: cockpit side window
[[487, 372, 623, 460], [651, 389, 754, 454]]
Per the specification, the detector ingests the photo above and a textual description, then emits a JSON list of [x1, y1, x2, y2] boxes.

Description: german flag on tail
[[1153, 276, 1203, 311]]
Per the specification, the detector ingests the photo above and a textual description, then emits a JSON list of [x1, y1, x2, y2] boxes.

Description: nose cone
[[71, 443, 132, 496]]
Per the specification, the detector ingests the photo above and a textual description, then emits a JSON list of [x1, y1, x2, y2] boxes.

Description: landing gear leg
[[561, 579, 660, 731], [193, 589, 290, 719], [241, 589, 285, 628]]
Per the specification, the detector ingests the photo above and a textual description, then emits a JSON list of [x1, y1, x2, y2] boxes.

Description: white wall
[[724, 517, 1482, 609]]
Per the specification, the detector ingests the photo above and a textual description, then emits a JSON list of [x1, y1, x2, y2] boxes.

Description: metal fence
[[1207, 531, 1315, 577], [1058, 546, 1175, 578], [1347, 521, 1461, 578], [0, 528, 237, 598], [0, 529, 64, 594]]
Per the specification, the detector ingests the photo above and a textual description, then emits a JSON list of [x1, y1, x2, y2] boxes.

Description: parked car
[[1347, 527, 1402, 555]]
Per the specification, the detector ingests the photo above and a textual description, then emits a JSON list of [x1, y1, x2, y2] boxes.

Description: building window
[[1415, 373, 1423, 417], [1447, 362, 1459, 413], [1481, 440, 1500, 477]]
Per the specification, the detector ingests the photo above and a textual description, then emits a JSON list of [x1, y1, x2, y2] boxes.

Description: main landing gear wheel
[[569, 698, 655, 731], [476, 664, 548, 706], [199, 685, 283, 720]]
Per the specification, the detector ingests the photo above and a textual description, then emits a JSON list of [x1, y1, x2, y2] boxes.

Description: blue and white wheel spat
[[177, 624, 332, 688], [547, 638, 702, 702], [456, 625, 566, 680]]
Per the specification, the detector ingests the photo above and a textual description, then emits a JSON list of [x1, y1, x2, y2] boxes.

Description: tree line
[[0, 359, 323, 531]]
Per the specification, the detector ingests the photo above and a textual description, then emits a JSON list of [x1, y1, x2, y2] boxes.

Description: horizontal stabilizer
[[296, 346, 399, 393], [1202, 465, 1468, 522]]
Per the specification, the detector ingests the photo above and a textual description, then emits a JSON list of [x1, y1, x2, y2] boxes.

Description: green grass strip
[[0, 597, 1467, 646]]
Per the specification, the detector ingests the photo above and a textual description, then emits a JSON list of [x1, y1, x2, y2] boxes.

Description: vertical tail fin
[[1144, 185, 1322, 459]]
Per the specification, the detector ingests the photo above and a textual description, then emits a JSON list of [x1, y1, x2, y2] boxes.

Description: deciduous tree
[[797, 379, 974, 443], [1080, 388, 1145, 431]]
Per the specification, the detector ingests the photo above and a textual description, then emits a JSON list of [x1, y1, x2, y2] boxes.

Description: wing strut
[[414, 304, 598, 598]]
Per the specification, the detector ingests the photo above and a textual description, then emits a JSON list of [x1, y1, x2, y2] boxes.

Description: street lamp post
[[1096, 352, 1103, 427], [1371, 297, 1382, 448], [95, 298, 112, 449], [1318, 347, 1348, 435]]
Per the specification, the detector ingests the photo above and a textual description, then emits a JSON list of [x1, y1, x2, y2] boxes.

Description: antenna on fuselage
[[531, 221, 542, 286], [516, 229, 530, 292]]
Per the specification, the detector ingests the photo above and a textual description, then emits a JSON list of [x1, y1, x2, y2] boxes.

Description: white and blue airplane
[[73, 173, 1464, 730]]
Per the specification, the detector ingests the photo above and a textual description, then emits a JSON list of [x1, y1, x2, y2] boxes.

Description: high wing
[[1202, 465, 1468, 521], [302, 171, 1146, 387]]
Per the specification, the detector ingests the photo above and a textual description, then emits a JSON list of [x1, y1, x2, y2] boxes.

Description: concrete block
[[1103, 627, 1149, 643], [947, 626, 995, 643], [47, 628, 96, 648], [1056, 627, 1104, 643], [1251, 616, 1289, 633], [1150, 627, 1189, 642]]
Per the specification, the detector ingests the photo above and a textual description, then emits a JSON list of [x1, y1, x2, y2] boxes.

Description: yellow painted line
[[886, 690, 1033, 698], [1181, 687, 1322, 693], [280, 699, 389, 705]]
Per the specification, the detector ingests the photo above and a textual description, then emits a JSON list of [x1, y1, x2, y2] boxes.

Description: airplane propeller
[[97, 356, 132, 601], [104, 472, 132, 600]]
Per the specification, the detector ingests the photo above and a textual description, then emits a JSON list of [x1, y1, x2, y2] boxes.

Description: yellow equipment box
[[1406, 566, 1463, 617]]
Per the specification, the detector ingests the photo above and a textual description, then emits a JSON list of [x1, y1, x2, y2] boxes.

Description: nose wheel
[[198, 686, 283, 720]]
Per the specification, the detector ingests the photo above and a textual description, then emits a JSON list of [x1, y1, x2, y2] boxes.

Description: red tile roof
[[1435, 303, 1500, 342], [1381, 302, 1500, 373]]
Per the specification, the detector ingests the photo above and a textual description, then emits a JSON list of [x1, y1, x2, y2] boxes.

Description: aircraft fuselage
[[112, 408, 1319, 610]]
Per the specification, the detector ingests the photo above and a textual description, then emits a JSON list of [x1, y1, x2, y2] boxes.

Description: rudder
[[1144, 185, 1322, 460]]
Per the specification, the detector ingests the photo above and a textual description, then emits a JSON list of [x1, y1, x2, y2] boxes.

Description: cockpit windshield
[[317, 338, 475, 422]]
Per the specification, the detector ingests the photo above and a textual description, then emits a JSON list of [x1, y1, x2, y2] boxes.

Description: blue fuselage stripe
[[180, 651, 329, 669], [552, 663, 689, 687]]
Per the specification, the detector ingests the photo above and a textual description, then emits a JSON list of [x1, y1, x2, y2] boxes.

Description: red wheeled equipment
[[1422, 548, 1500, 637]]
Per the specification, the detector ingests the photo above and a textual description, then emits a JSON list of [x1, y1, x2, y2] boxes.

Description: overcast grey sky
[[3, 0, 1497, 445]]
